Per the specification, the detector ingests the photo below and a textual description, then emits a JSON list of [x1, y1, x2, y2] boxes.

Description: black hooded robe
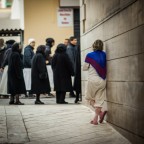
[[52, 46, 74, 92], [31, 52, 51, 94], [8, 52, 26, 95]]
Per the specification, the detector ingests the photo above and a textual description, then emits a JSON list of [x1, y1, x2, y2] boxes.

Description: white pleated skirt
[[23, 68, 31, 91], [0, 66, 8, 95], [46, 65, 54, 90]]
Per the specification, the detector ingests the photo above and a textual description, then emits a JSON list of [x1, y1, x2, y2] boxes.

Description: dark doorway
[[74, 9, 80, 45]]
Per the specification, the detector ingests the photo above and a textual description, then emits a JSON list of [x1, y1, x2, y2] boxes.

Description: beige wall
[[24, 0, 73, 53], [80, 0, 144, 143]]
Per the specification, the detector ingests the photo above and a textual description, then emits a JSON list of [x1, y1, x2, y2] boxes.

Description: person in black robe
[[52, 44, 74, 104], [74, 45, 81, 103], [0, 40, 16, 98], [31, 45, 51, 104], [8, 43, 25, 105]]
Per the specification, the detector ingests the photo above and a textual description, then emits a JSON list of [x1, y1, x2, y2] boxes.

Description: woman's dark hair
[[55, 43, 66, 53], [36, 45, 46, 54], [6, 39, 15, 45], [45, 38, 55, 47], [12, 42, 20, 52], [6, 39, 16, 49], [92, 39, 103, 51]]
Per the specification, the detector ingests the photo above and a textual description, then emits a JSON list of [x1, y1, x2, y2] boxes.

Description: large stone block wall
[[80, 0, 144, 143]]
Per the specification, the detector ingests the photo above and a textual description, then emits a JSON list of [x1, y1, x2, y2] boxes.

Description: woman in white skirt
[[0, 40, 15, 97], [83, 40, 107, 125]]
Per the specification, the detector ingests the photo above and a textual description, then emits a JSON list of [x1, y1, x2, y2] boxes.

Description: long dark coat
[[66, 43, 77, 73], [73, 45, 81, 93], [8, 52, 26, 95], [31, 52, 50, 94], [52, 45, 74, 92]]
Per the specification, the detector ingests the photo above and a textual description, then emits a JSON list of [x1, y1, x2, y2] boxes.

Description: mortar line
[[4, 106, 8, 143], [18, 106, 30, 142]]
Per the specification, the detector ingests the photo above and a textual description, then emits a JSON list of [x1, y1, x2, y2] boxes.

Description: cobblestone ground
[[0, 96, 131, 144]]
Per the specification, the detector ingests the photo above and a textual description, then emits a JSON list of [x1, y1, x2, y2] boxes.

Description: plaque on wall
[[57, 8, 73, 27]]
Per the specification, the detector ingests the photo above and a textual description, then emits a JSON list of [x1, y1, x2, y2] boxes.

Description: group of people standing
[[0, 36, 81, 105], [0, 37, 108, 125]]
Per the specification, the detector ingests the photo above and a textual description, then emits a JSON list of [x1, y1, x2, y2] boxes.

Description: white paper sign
[[57, 8, 73, 27]]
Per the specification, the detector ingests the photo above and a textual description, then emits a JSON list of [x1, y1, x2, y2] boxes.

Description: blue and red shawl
[[85, 50, 106, 79]]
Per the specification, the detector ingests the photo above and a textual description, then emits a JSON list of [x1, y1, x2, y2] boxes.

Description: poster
[[57, 8, 73, 27]]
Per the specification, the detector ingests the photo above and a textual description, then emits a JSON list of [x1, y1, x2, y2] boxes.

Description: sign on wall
[[57, 8, 73, 27]]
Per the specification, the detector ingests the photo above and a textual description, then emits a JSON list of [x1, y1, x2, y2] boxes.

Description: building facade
[[80, 0, 144, 143], [24, 0, 80, 52]]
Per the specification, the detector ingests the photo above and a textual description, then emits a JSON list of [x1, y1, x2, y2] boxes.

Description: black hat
[[6, 40, 16, 45], [55, 43, 66, 53]]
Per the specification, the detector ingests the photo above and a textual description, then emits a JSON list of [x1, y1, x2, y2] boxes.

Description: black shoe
[[39, 101, 44, 104], [75, 99, 80, 104], [75, 100, 81, 104], [58, 101, 68, 104], [63, 101, 68, 104], [35, 100, 44, 104], [15, 101, 24, 105], [9, 101, 15, 105], [69, 93, 76, 98]]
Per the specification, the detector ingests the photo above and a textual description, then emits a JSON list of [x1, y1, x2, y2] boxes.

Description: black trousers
[[56, 91, 66, 103]]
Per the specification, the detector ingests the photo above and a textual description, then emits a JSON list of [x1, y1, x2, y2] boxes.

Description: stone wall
[[80, 0, 144, 143]]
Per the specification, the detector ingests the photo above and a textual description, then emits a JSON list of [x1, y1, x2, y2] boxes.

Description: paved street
[[0, 96, 131, 144]]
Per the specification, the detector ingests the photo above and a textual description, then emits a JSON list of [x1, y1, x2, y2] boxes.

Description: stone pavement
[[0, 97, 131, 144]]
